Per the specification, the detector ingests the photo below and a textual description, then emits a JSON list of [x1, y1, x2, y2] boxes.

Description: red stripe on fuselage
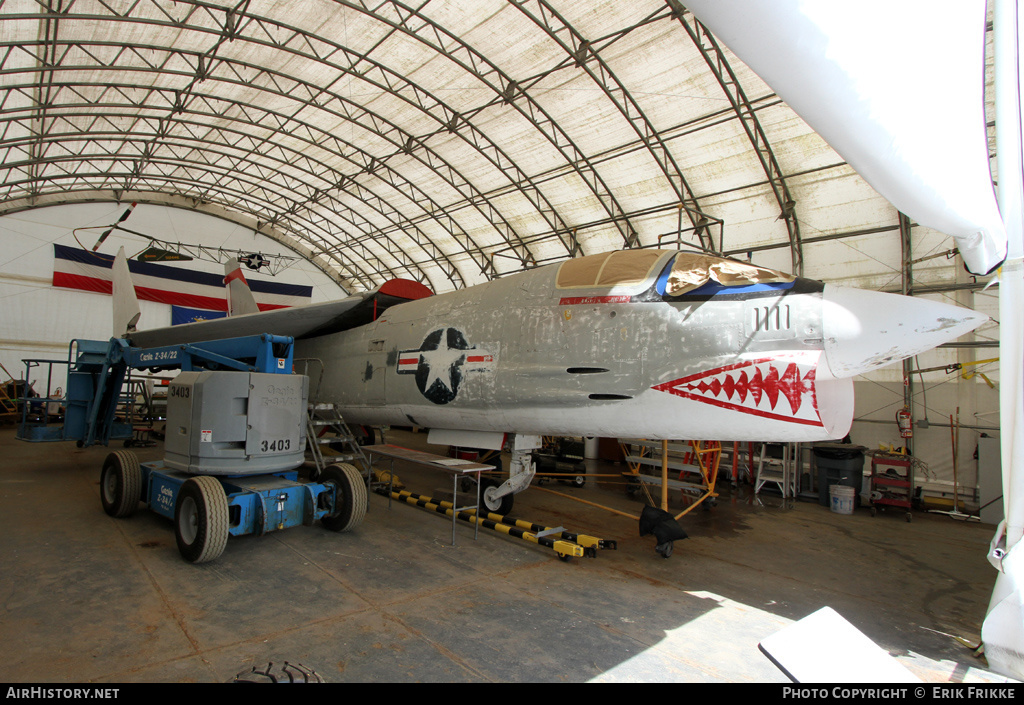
[[558, 295, 631, 305]]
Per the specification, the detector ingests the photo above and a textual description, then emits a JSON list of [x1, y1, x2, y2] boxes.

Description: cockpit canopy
[[555, 248, 668, 290], [658, 253, 795, 297], [556, 249, 795, 297]]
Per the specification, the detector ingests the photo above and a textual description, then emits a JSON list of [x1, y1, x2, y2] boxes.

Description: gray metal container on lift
[[164, 370, 308, 476]]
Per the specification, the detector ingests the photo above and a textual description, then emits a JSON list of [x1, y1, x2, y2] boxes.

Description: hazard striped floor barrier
[[376, 487, 614, 560]]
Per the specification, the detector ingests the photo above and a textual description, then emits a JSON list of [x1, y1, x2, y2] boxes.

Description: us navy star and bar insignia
[[397, 328, 495, 405]]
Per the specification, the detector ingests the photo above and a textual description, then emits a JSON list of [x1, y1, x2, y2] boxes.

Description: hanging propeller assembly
[[72, 203, 301, 276], [90, 202, 137, 252]]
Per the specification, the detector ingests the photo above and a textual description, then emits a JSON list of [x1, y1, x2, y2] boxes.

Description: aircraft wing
[[128, 279, 432, 349]]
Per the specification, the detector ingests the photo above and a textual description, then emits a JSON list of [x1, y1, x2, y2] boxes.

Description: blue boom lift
[[17, 334, 367, 563]]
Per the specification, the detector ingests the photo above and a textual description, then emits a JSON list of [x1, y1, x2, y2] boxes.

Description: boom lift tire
[[175, 475, 230, 563], [320, 463, 367, 532], [100, 450, 142, 518]]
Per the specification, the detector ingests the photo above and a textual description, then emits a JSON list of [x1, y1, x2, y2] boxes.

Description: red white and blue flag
[[52, 244, 312, 312]]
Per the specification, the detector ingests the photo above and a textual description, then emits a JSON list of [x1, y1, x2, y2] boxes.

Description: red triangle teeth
[[652, 357, 822, 427], [762, 365, 780, 409], [749, 368, 763, 405], [722, 374, 735, 400], [734, 370, 749, 403]]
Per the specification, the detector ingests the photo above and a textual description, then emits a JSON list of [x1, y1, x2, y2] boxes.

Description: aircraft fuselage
[[296, 250, 851, 442]]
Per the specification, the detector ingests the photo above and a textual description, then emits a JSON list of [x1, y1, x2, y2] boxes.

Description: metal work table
[[362, 444, 494, 545]]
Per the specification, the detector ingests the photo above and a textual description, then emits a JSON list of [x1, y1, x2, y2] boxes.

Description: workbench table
[[362, 444, 494, 545]]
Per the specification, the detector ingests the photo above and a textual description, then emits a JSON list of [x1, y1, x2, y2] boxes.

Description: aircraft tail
[[224, 260, 260, 317], [112, 246, 141, 337]]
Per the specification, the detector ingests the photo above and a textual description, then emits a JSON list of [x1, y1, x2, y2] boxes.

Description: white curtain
[[684, 0, 1006, 276], [982, 0, 1024, 681]]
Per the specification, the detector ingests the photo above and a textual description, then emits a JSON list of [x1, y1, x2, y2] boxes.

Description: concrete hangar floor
[[0, 425, 1011, 683]]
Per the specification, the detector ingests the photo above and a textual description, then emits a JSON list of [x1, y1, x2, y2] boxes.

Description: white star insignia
[[419, 329, 466, 391]]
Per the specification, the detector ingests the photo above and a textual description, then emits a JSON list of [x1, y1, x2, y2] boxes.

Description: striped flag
[[52, 244, 312, 311], [171, 306, 228, 326]]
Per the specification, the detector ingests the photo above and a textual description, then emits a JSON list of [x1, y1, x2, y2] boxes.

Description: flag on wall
[[52, 244, 312, 311], [171, 306, 228, 326]]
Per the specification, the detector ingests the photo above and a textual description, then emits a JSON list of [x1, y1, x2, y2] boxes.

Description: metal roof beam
[[341, 0, 641, 250], [668, 2, 805, 275], [512, 0, 717, 253]]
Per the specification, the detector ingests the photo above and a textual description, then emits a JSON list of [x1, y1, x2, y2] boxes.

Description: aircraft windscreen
[[657, 254, 795, 297], [556, 249, 670, 289]]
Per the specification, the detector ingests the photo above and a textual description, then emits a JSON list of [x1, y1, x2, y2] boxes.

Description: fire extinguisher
[[896, 407, 913, 439]]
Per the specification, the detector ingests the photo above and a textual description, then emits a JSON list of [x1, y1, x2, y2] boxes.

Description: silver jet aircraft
[[123, 248, 986, 512]]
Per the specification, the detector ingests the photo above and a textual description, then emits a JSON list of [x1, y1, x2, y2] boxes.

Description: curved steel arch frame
[[510, 0, 718, 254], [1, 5, 557, 285], [1, 1, 806, 288], [667, 3, 804, 275], [336, 0, 644, 252]]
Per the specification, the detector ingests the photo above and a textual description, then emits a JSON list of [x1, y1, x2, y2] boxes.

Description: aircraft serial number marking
[[559, 295, 631, 305]]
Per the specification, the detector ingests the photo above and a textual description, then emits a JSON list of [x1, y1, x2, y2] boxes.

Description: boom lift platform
[[17, 334, 367, 563]]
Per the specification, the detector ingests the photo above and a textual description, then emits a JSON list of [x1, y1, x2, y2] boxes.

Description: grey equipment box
[[164, 370, 308, 476]]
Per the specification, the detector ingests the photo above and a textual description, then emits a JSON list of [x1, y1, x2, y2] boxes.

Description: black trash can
[[813, 444, 866, 507]]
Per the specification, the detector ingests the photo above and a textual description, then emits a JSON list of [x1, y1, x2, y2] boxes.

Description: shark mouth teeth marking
[[652, 357, 822, 427]]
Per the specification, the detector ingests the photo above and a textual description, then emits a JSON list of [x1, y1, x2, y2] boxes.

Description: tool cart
[[869, 452, 914, 521]]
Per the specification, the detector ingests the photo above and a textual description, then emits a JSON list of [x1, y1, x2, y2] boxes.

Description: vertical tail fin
[[224, 260, 260, 317], [112, 246, 141, 337]]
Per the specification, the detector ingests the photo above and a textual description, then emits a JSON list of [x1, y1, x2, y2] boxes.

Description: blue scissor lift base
[[141, 462, 334, 537]]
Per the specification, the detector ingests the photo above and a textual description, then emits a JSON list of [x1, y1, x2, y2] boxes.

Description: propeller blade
[[91, 202, 137, 252]]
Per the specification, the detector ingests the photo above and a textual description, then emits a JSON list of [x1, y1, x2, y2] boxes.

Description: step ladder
[[118, 377, 144, 425], [755, 442, 797, 498], [305, 402, 372, 483]]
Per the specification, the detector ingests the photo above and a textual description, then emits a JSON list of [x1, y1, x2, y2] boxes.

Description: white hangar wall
[[851, 378, 999, 511], [0, 203, 348, 380]]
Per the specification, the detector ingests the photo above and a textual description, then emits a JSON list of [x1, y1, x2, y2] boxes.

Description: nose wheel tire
[[100, 450, 142, 518], [320, 463, 367, 532], [175, 475, 229, 564], [481, 478, 514, 516]]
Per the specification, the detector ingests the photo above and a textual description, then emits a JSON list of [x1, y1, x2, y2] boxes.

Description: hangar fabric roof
[[0, 0, 998, 295]]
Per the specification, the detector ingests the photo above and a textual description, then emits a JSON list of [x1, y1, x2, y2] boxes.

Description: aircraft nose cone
[[821, 284, 988, 378]]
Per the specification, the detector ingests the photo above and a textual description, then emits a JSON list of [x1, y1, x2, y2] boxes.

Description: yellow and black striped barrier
[[469, 507, 616, 552], [379, 488, 593, 560]]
